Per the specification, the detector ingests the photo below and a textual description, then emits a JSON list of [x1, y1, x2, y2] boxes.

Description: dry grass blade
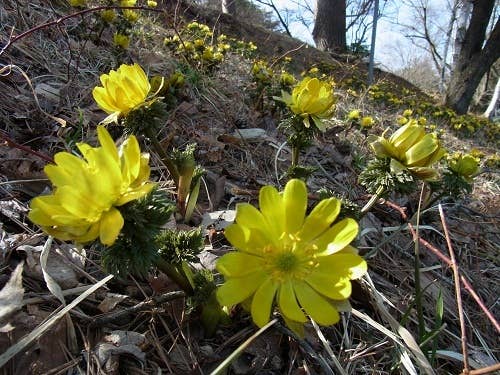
[[362, 274, 436, 375], [39, 236, 78, 353], [351, 308, 418, 375], [209, 319, 278, 375], [0, 274, 114, 367], [310, 319, 348, 375]]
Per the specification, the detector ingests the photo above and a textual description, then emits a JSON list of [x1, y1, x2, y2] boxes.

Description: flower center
[[275, 252, 299, 272], [264, 235, 319, 282]]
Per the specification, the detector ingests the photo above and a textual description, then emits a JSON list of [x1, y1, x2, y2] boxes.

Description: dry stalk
[[438, 204, 469, 374]]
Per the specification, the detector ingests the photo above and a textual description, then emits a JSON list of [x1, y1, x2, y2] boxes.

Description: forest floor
[[0, 1, 499, 374]]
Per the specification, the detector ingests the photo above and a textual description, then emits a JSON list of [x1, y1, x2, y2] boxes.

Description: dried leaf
[[0, 262, 24, 324], [97, 293, 129, 313], [40, 237, 77, 353]]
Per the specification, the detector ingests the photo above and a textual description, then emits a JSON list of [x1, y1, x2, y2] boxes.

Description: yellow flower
[[216, 179, 367, 332], [277, 77, 336, 131], [101, 9, 116, 23], [194, 39, 204, 49], [368, 123, 446, 180], [113, 33, 130, 49], [279, 71, 296, 86], [397, 116, 408, 125], [123, 9, 139, 22], [417, 116, 427, 126], [202, 46, 214, 60], [120, 0, 136, 6], [29, 126, 155, 246], [251, 60, 273, 83], [69, 0, 86, 6], [92, 63, 151, 124], [448, 153, 479, 181], [361, 116, 374, 128], [347, 109, 361, 120], [402, 109, 413, 117], [147, 0, 157, 6]]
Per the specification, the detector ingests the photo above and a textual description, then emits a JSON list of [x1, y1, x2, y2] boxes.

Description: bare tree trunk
[[221, 0, 236, 15], [312, 0, 347, 52], [452, 0, 472, 69], [445, 0, 500, 114], [439, 0, 460, 94], [483, 76, 500, 119]]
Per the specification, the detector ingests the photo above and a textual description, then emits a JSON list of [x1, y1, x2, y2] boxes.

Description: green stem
[[144, 127, 179, 185], [155, 257, 193, 295], [291, 145, 300, 167], [360, 185, 385, 216]]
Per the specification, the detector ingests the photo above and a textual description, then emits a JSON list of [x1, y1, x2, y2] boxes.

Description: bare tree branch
[[253, 0, 292, 36]]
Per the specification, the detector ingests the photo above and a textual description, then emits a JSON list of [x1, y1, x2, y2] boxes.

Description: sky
[[265, 0, 452, 71]]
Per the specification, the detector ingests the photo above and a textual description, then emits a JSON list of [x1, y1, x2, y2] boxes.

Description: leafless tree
[[445, 0, 500, 113]]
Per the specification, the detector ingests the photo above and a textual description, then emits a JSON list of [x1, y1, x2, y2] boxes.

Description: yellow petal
[[97, 126, 119, 163], [120, 134, 141, 184], [305, 272, 351, 300], [299, 197, 340, 243], [216, 252, 264, 277], [251, 277, 278, 327], [235, 203, 275, 242], [92, 87, 119, 114], [216, 271, 267, 306], [316, 253, 367, 280], [73, 222, 101, 244], [294, 280, 340, 326], [224, 224, 269, 255], [99, 206, 124, 245], [311, 218, 359, 255], [405, 133, 438, 166], [283, 179, 307, 234], [278, 279, 307, 322], [259, 185, 285, 238], [57, 185, 97, 218], [115, 183, 155, 206]]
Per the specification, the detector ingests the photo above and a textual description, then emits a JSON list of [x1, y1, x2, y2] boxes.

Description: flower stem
[[360, 185, 385, 216], [154, 257, 194, 295], [144, 127, 179, 185], [291, 145, 300, 167]]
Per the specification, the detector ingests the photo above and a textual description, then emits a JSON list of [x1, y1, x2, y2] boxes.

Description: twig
[[89, 290, 185, 327], [439, 204, 469, 374], [383, 200, 500, 333], [469, 363, 500, 375], [0, 129, 54, 163]]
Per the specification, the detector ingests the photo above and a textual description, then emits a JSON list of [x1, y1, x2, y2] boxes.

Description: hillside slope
[[0, 1, 498, 374]]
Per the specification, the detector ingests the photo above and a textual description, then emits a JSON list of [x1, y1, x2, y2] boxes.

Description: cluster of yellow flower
[[163, 22, 232, 70], [69, 0, 157, 50], [363, 82, 497, 139], [30, 64, 155, 247], [28, 16, 487, 336], [251, 59, 296, 89], [347, 109, 375, 128]]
